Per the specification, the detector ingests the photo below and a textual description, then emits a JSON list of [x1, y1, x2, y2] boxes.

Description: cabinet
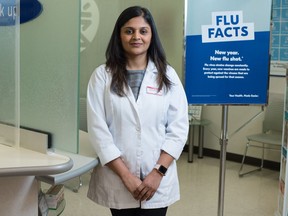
[[277, 74, 288, 216]]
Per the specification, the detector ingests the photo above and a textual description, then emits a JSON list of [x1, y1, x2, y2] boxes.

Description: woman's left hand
[[133, 169, 163, 201]]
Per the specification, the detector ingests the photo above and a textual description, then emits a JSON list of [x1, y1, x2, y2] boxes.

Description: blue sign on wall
[[185, 0, 272, 105], [0, 0, 42, 26]]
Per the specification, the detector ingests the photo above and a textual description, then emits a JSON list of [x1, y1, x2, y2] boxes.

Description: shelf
[[278, 72, 288, 215]]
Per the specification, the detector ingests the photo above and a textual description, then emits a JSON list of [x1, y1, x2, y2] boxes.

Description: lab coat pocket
[[87, 165, 137, 208], [87, 165, 122, 199]]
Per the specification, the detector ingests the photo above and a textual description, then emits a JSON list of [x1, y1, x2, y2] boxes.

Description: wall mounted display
[[0, 0, 43, 26], [185, 0, 272, 105], [270, 0, 288, 76]]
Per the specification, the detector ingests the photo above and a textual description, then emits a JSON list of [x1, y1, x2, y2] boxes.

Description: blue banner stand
[[184, 1, 272, 215]]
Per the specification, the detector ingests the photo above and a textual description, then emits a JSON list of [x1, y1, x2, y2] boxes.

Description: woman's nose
[[132, 32, 140, 40]]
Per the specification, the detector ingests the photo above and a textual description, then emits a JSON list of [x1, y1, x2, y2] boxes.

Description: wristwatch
[[154, 164, 167, 176]]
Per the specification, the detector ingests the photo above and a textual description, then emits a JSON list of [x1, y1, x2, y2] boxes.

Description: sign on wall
[[0, 0, 42, 26], [270, 0, 288, 76], [185, 0, 272, 105]]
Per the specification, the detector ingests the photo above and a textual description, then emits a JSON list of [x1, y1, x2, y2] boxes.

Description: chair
[[238, 93, 284, 177]]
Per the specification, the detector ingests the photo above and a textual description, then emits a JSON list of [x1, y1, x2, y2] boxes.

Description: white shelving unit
[[277, 72, 288, 216]]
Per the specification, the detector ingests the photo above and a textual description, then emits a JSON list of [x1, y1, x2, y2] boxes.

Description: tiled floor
[[43, 152, 280, 216]]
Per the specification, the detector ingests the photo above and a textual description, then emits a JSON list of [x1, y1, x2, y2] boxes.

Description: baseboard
[[183, 145, 280, 171]]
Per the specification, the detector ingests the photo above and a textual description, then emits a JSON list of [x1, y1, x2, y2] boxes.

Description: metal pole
[[217, 105, 229, 216], [198, 125, 204, 158], [188, 125, 195, 163]]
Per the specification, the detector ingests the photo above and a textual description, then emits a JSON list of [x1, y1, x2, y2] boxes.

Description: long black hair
[[105, 6, 172, 96]]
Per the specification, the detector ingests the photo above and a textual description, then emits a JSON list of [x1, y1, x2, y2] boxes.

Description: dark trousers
[[110, 207, 168, 216]]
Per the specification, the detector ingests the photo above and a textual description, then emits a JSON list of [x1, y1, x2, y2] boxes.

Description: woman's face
[[120, 16, 152, 59]]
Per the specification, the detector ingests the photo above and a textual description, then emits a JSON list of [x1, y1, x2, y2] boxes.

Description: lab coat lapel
[[125, 83, 142, 126], [126, 87, 137, 107]]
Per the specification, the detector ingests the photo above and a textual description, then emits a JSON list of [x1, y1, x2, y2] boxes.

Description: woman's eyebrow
[[122, 26, 150, 29]]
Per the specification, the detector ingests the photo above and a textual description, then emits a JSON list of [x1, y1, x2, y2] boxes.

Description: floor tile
[[42, 152, 279, 216]]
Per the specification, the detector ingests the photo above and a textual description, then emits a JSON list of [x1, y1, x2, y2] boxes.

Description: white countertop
[[0, 144, 73, 177], [37, 149, 98, 185]]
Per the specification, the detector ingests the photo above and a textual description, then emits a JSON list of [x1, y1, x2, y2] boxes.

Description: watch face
[[159, 165, 167, 175]]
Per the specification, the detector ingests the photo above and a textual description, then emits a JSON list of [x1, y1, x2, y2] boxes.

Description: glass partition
[[0, 0, 20, 147], [20, 0, 80, 153]]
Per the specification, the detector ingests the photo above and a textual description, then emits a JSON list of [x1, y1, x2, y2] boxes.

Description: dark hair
[[105, 6, 172, 96]]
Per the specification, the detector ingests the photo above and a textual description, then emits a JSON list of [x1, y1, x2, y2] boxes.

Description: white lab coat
[[87, 60, 189, 209]]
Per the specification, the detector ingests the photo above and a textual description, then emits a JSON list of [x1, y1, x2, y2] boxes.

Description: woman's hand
[[106, 158, 142, 199], [121, 172, 143, 198], [133, 169, 163, 201]]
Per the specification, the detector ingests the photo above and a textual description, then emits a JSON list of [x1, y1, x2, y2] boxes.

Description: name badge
[[146, 86, 162, 96]]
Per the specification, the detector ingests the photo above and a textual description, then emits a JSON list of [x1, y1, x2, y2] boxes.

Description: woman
[[87, 6, 189, 216]]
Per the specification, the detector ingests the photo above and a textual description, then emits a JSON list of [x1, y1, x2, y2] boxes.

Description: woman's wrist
[[152, 167, 164, 178], [154, 164, 167, 176]]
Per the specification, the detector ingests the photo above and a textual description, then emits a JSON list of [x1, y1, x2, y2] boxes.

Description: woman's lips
[[130, 43, 142, 47]]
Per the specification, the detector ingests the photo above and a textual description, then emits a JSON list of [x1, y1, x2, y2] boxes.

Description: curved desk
[[0, 144, 73, 216], [37, 131, 99, 187], [37, 149, 98, 186], [0, 145, 73, 176]]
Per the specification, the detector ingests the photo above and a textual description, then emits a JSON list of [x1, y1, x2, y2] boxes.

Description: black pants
[[110, 207, 168, 216]]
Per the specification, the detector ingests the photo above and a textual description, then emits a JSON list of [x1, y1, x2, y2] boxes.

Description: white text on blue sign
[[202, 11, 254, 43]]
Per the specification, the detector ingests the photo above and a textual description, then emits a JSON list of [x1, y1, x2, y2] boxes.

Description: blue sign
[[185, 0, 272, 105], [0, 0, 42, 26], [0, 0, 16, 26]]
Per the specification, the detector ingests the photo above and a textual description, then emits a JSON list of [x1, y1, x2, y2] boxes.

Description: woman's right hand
[[106, 158, 142, 200], [121, 172, 143, 199]]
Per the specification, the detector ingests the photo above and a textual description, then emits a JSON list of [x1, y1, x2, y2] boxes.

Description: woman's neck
[[126, 55, 148, 71]]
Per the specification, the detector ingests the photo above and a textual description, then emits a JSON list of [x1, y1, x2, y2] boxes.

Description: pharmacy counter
[[0, 144, 73, 216], [0, 144, 73, 176]]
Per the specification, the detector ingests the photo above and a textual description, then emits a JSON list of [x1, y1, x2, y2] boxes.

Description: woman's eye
[[140, 29, 148, 34], [125, 29, 133, 34]]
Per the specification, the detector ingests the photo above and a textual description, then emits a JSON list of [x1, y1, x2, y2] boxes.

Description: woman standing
[[87, 6, 189, 216]]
